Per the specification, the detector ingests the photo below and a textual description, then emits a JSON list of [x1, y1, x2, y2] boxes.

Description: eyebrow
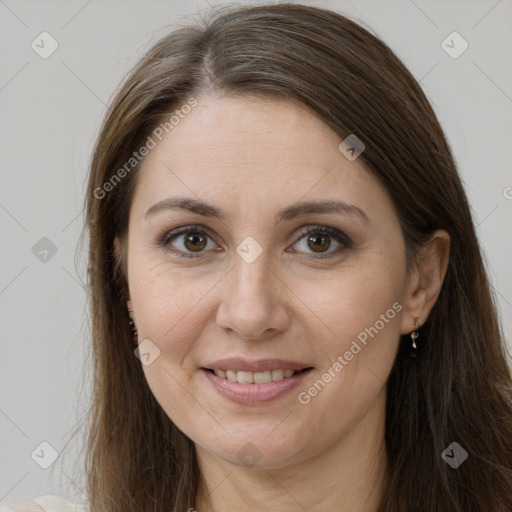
[[144, 197, 370, 224]]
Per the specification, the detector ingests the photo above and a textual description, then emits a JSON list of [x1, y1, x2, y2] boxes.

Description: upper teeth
[[213, 369, 297, 383]]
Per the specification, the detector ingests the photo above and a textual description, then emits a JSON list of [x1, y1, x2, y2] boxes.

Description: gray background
[[1, 0, 511, 505]]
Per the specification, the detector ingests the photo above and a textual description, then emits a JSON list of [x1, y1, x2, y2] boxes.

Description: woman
[[3, 3, 511, 511]]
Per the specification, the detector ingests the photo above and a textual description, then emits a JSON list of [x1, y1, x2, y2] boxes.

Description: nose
[[215, 251, 290, 340]]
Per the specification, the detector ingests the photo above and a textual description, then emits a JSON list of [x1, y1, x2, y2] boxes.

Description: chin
[[194, 425, 315, 470]]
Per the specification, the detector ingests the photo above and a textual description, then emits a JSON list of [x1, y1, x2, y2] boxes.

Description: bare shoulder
[[0, 495, 87, 512]]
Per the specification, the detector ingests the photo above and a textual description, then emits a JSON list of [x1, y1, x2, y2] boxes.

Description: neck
[[194, 388, 388, 512]]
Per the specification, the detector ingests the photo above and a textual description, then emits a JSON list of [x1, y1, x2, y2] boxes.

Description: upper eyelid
[[163, 223, 343, 240]]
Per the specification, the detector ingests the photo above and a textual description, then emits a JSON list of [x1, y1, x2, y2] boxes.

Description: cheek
[[130, 262, 222, 432], [291, 261, 404, 445], [296, 250, 405, 400], [131, 261, 220, 350], [299, 250, 405, 347]]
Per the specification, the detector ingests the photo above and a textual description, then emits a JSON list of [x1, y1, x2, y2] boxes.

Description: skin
[[116, 94, 450, 512]]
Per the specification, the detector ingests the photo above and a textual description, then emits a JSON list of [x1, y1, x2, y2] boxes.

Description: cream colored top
[[0, 495, 86, 512]]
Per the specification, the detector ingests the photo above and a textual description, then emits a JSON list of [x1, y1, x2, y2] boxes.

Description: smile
[[201, 366, 314, 405], [208, 368, 308, 383]]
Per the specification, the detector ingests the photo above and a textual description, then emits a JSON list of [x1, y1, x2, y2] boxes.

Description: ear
[[400, 229, 450, 334], [113, 236, 132, 311]]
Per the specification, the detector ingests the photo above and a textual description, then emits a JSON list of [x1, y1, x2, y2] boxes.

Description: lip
[[201, 358, 311, 373], [201, 366, 314, 405]]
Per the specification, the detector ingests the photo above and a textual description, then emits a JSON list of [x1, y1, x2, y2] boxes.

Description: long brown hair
[[80, 3, 512, 511]]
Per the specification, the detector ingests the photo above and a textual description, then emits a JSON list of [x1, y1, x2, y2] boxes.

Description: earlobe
[[400, 229, 450, 334]]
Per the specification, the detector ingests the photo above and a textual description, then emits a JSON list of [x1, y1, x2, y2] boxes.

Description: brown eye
[[291, 225, 351, 259], [307, 233, 331, 253], [160, 226, 217, 258], [183, 232, 208, 252]]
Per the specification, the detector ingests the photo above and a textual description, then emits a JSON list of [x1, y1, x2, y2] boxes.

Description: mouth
[[200, 361, 314, 405], [203, 367, 312, 384]]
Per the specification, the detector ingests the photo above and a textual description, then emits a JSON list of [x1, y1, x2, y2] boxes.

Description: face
[[122, 94, 412, 469]]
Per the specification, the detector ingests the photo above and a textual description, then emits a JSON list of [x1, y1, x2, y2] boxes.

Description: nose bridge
[[216, 241, 287, 339], [230, 244, 274, 304]]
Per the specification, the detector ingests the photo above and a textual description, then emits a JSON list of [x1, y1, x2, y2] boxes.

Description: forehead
[[149, 95, 340, 166], [130, 94, 390, 223]]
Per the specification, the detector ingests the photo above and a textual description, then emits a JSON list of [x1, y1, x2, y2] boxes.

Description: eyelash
[[157, 224, 352, 260]]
